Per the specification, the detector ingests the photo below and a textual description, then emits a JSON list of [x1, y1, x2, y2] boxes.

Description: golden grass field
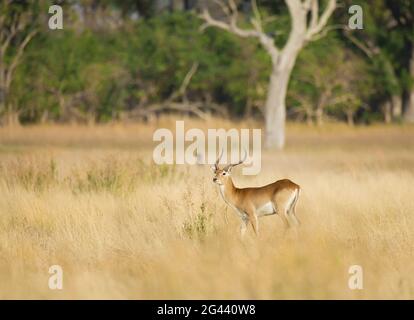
[[0, 118, 413, 299]]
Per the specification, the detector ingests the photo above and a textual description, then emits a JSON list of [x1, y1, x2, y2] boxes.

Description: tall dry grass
[[0, 119, 413, 299]]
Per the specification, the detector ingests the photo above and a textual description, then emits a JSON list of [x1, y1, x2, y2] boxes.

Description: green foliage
[[182, 202, 214, 240], [6, 2, 414, 125], [289, 35, 373, 124], [13, 30, 126, 122], [13, 11, 270, 122]]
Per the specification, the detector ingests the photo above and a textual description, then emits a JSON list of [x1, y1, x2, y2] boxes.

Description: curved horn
[[224, 148, 247, 171], [214, 149, 224, 169]]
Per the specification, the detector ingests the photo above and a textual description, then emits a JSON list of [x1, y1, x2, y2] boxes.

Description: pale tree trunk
[[0, 22, 36, 124], [6, 106, 20, 126], [391, 94, 402, 119], [315, 106, 323, 126], [404, 45, 414, 123], [306, 110, 313, 125], [383, 100, 392, 124], [264, 0, 306, 149], [315, 92, 328, 126], [0, 62, 5, 117], [315, 90, 331, 126], [265, 66, 292, 149], [0, 90, 4, 118], [346, 110, 354, 126]]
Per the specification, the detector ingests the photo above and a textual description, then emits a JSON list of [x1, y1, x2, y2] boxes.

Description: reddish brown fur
[[213, 166, 301, 235]]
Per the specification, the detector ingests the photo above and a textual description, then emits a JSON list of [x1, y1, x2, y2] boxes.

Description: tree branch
[[343, 28, 378, 59], [0, 17, 19, 58], [309, 0, 319, 31], [212, 0, 231, 18], [310, 24, 345, 41], [168, 62, 199, 102], [305, 0, 336, 41], [199, 0, 336, 68], [5, 29, 37, 89], [251, 0, 263, 33], [199, 1, 279, 62]]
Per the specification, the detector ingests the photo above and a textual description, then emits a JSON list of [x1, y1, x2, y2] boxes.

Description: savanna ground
[[0, 118, 413, 299]]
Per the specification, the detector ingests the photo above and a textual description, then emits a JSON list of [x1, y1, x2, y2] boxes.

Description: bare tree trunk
[[315, 91, 328, 126], [305, 107, 313, 125], [315, 105, 323, 126], [264, 66, 292, 149], [346, 110, 354, 126], [404, 45, 414, 123], [41, 110, 49, 124], [5, 103, 20, 126], [0, 12, 37, 124], [383, 100, 392, 124], [0, 62, 6, 117], [264, 0, 307, 148], [0, 91, 4, 117], [391, 94, 402, 119]]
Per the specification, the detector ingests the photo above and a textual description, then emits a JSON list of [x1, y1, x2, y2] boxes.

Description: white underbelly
[[256, 202, 275, 216]]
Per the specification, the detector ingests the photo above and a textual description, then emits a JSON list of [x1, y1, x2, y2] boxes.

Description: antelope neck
[[221, 177, 239, 200]]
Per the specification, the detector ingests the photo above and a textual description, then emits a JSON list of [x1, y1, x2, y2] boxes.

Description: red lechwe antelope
[[212, 151, 301, 236]]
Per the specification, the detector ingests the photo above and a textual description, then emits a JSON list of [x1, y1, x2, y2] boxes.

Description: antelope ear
[[226, 166, 233, 173]]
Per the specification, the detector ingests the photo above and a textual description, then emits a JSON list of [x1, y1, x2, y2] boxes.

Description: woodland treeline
[[1, 0, 413, 126]]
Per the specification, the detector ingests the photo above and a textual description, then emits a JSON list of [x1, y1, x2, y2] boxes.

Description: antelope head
[[211, 149, 247, 185]]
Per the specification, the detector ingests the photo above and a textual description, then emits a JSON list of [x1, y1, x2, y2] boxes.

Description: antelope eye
[[222, 172, 226, 176]]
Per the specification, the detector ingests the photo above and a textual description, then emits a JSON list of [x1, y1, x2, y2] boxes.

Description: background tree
[[341, 0, 405, 123], [384, 0, 414, 123], [0, 0, 39, 125], [290, 37, 372, 126], [200, 0, 336, 149]]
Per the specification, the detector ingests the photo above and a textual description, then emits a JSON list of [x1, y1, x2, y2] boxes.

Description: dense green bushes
[[5, 4, 411, 125]]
